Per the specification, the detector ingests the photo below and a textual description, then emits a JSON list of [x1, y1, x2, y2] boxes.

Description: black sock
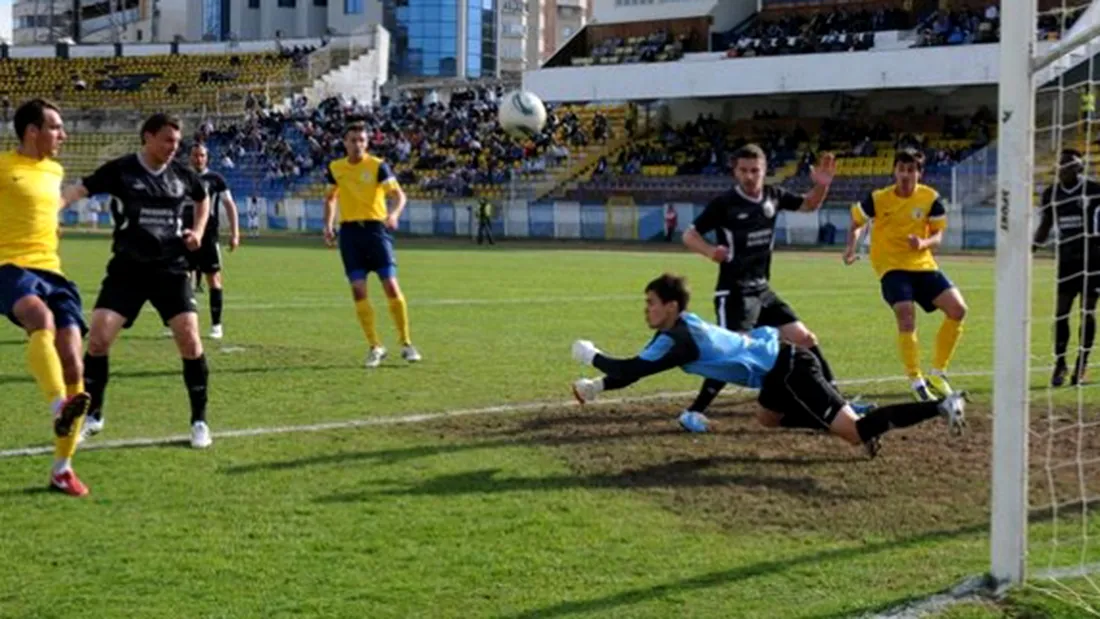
[[809, 345, 835, 384], [1055, 315, 1071, 366], [83, 354, 109, 420], [856, 401, 941, 442], [688, 379, 725, 413], [210, 287, 224, 326], [183, 355, 209, 424]]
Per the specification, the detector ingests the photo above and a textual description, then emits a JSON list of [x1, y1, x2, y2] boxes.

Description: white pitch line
[[0, 369, 1003, 459], [223, 284, 995, 312]]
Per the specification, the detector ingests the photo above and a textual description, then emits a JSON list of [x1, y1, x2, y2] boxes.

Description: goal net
[[996, 0, 1100, 612]]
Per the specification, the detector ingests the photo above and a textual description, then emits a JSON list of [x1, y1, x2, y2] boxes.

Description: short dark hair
[[645, 273, 690, 312], [344, 122, 367, 137], [13, 98, 60, 141], [140, 113, 182, 141], [1061, 148, 1084, 162], [733, 144, 767, 163], [893, 148, 925, 171]]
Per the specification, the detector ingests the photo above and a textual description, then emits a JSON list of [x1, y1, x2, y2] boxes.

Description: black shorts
[[94, 259, 197, 329], [715, 287, 799, 332], [879, 269, 953, 313], [757, 344, 846, 429], [187, 235, 222, 274]]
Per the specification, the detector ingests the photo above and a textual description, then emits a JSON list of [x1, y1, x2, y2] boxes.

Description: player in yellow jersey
[[323, 122, 421, 368], [843, 149, 968, 401], [0, 99, 92, 496]]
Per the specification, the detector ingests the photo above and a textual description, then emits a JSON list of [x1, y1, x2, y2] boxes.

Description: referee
[[63, 113, 215, 449]]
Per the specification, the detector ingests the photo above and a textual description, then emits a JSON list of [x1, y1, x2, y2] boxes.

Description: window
[[345, 0, 363, 13], [279, 0, 296, 6], [249, 0, 259, 7], [314, 0, 327, 5]]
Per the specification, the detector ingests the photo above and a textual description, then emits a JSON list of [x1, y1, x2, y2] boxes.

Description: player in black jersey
[[679, 144, 847, 432], [1034, 149, 1100, 386], [185, 143, 240, 340], [62, 113, 215, 449]]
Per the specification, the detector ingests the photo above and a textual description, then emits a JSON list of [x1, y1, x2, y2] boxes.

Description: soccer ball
[[498, 90, 547, 140]]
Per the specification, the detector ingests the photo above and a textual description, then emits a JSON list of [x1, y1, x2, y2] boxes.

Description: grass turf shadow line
[[0, 362, 397, 386], [314, 459, 871, 503], [221, 435, 861, 476]]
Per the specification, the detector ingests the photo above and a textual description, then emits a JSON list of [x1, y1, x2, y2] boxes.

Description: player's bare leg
[[82, 308, 127, 439], [892, 301, 933, 401], [207, 271, 224, 340], [927, 287, 966, 395], [169, 310, 211, 448], [351, 279, 386, 367], [382, 276, 420, 363]]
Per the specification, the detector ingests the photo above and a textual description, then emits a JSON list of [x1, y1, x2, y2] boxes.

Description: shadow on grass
[[0, 361, 397, 386], [315, 458, 866, 503], [222, 436, 858, 476]]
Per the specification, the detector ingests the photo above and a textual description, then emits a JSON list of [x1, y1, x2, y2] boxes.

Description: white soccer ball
[[498, 90, 547, 140]]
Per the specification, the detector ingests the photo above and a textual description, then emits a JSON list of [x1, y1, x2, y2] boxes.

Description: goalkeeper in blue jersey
[[570, 273, 968, 457]]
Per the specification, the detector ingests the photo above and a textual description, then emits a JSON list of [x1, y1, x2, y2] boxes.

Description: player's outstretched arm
[[800, 152, 836, 212], [61, 183, 88, 208]]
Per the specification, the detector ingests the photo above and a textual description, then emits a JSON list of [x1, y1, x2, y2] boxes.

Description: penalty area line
[[0, 369, 999, 459]]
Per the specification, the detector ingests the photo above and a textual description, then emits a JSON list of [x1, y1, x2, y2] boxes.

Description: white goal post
[[992, 0, 1037, 588], [994, 0, 1100, 593]]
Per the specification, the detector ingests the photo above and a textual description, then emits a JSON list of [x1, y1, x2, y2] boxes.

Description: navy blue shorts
[[338, 221, 396, 281], [880, 269, 954, 313], [0, 264, 87, 334]]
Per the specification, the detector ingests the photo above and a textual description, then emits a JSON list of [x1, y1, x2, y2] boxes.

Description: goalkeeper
[[570, 274, 967, 458], [1033, 149, 1100, 386]]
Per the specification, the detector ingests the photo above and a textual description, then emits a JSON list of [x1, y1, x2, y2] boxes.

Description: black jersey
[[692, 185, 804, 294], [1039, 179, 1100, 273], [83, 153, 207, 271], [182, 170, 229, 235]]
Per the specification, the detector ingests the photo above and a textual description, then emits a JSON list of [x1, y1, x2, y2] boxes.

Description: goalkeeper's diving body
[[570, 274, 968, 457]]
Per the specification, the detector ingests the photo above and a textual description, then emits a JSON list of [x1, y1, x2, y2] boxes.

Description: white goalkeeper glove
[[571, 339, 601, 365], [572, 378, 603, 404]]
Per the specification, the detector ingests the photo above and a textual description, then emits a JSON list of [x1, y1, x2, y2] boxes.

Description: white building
[[499, 0, 589, 77]]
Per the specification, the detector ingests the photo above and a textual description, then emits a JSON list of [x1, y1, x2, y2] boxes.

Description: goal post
[[992, 0, 1037, 588]]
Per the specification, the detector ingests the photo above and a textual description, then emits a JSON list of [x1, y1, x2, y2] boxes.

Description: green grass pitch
[[0, 235, 1097, 618]]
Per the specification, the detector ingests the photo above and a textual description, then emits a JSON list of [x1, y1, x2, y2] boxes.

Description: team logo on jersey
[[762, 199, 776, 218], [168, 178, 185, 197], [912, 207, 925, 220]]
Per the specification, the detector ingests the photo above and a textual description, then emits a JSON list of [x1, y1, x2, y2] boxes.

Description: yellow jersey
[[0, 150, 66, 275], [851, 183, 947, 278], [326, 155, 399, 223]]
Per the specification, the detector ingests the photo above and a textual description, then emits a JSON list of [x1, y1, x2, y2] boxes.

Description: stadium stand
[[566, 107, 996, 204], [0, 51, 309, 115], [214, 86, 630, 202]]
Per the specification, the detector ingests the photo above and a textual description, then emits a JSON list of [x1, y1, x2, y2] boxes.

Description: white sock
[[51, 458, 70, 476], [911, 378, 927, 390]]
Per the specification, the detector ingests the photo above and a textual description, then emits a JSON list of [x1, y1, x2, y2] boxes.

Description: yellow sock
[[27, 330, 65, 404], [353, 298, 382, 348], [933, 318, 964, 372], [387, 295, 411, 346], [66, 381, 84, 397], [897, 330, 922, 380], [53, 414, 84, 467]]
